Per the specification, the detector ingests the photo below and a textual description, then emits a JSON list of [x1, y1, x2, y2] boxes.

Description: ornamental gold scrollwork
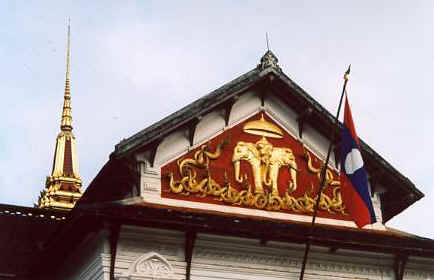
[[166, 140, 347, 215], [302, 146, 347, 215], [167, 139, 229, 196], [166, 114, 347, 215]]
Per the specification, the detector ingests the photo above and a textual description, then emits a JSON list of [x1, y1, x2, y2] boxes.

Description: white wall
[[56, 225, 434, 280], [113, 226, 186, 280], [101, 225, 434, 280]]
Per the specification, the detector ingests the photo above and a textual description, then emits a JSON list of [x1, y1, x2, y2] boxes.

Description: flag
[[340, 96, 376, 228]]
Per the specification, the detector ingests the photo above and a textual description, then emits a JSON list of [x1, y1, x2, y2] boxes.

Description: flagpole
[[298, 65, 351, 280]]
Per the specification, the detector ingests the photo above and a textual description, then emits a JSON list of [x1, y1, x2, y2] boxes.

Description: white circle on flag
[[345, 148, 364, 175]]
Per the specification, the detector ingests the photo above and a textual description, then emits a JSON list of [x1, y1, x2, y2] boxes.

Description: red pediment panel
[[161, 112, 351, 221]]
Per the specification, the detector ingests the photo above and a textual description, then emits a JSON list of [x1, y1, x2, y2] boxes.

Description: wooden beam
[[328, 247, 338, 254], [185, 231, 197, 280]]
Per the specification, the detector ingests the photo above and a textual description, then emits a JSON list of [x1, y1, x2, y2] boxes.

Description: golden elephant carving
[[232, 137, 297, 195]]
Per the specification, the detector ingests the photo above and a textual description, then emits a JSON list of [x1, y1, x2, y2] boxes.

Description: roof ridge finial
[[266, 32, 270, 52], [258, 34, 281, 72], [61, 18, 73, 131]]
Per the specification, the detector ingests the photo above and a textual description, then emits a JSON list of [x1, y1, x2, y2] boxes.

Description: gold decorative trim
[[166, 138, 347, 215]]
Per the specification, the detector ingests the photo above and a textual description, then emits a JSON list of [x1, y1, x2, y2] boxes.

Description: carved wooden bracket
[[109, 224, 121, 280], [188, 117, 201, 147], [149, 138, 163, 168], [369, 169, 385, 196], [261, 75, 275, 107], [223, 96, 239, 126], [297, 107, 313, 139], [185, 231, 197, 280], [394, 253, 408, 280]]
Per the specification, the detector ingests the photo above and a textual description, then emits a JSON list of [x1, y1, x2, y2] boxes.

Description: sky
[[1, 1, 434, 238]]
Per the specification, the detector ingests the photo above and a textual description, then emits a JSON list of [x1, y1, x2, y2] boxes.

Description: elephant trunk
[[288, 162, 298, 193], [233, 160, 242, 183], [263, 164, 271, 186]]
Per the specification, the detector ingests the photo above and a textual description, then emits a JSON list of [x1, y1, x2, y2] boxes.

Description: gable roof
[[91, 51, 422, 223]]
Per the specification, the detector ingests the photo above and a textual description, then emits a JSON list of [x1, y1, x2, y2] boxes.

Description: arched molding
[[153, 130, 189, 167], [228, 91, 261, 125], [117, 251, 181, 280], [193, 111, 225, 145]]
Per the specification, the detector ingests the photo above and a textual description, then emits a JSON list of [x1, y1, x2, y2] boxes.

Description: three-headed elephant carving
[[232, 138, 297, 195]]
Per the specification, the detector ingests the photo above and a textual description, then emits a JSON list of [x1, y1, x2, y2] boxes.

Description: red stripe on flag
[[344, 96, 360, 147], [340, 176, 373, 228]]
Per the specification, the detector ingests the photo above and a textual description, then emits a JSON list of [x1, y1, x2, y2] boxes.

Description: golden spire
[[38, 20, 83, 210], [61, 18, 72, 131]]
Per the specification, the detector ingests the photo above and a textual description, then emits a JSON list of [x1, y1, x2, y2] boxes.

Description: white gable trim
[[135, 87, 384, 230]]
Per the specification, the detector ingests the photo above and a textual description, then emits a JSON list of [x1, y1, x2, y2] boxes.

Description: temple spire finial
[[61, 18, 73, 131], [38, 19, 83, 210]]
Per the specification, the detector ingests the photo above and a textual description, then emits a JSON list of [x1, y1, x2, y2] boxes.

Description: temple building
[[1, 27, 434, 280]]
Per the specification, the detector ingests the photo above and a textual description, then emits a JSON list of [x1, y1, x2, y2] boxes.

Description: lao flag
[[340, 96, 376, 228]]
